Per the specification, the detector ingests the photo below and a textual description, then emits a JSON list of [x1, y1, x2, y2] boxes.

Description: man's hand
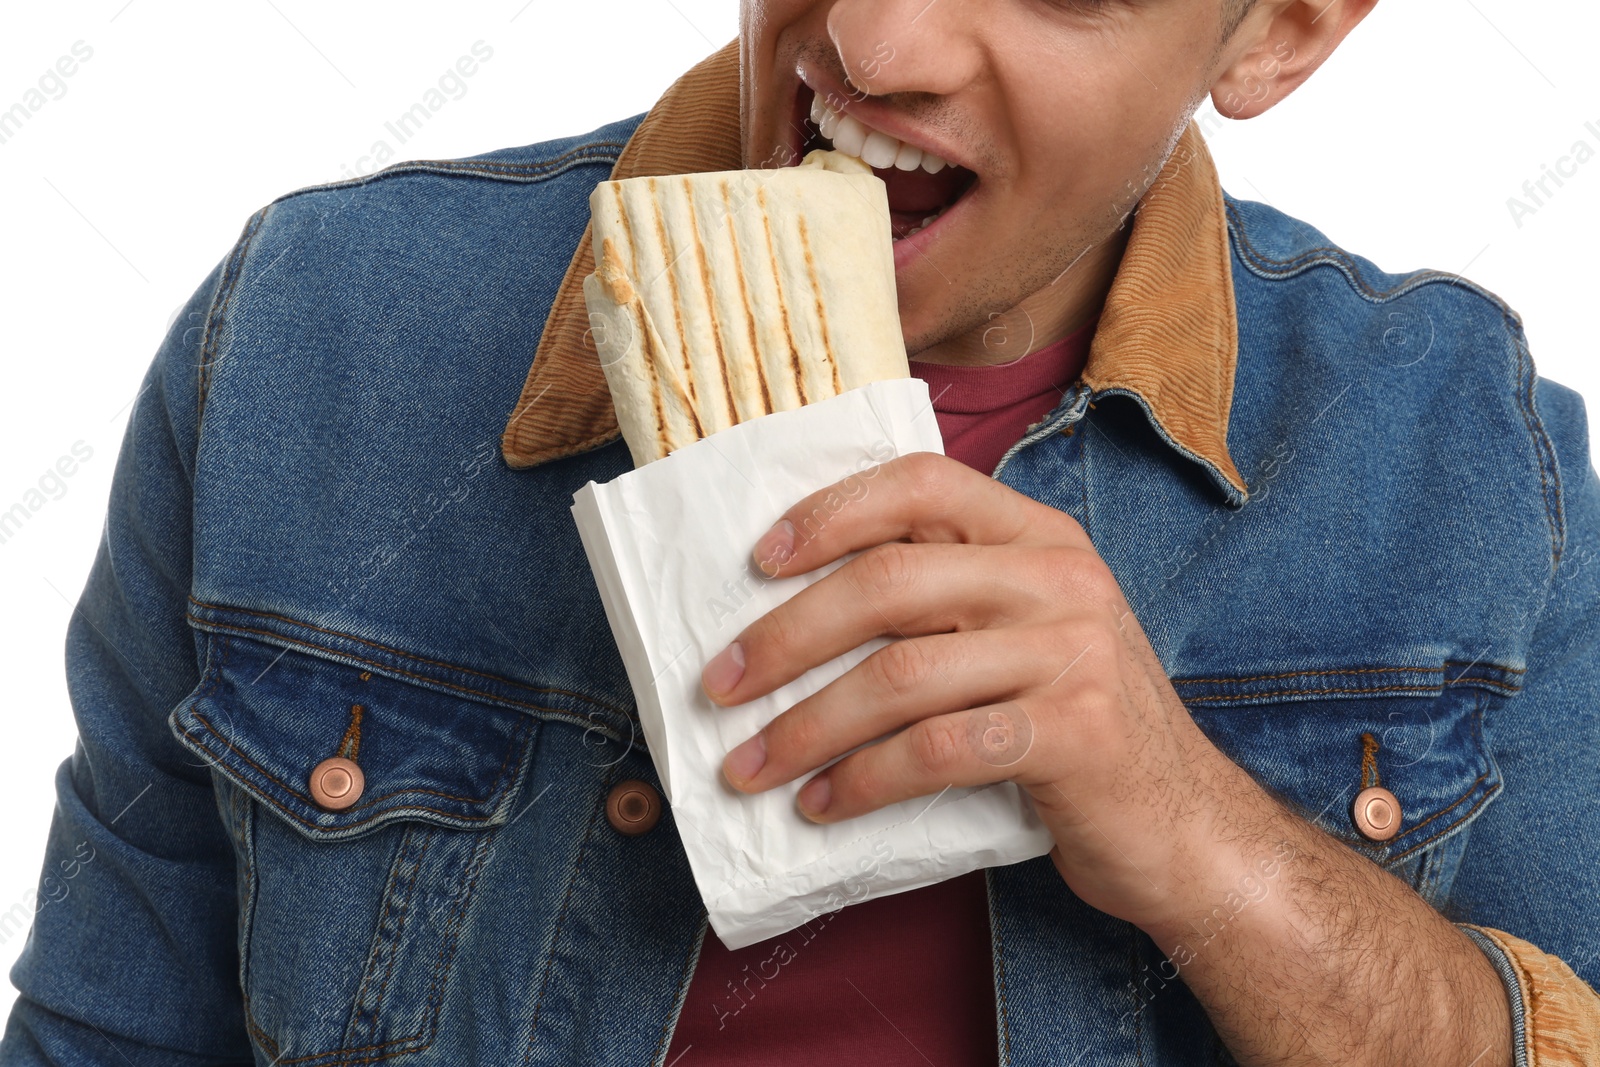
[[700, 452, 1513, 1067], [700, 450, 1249, 930]]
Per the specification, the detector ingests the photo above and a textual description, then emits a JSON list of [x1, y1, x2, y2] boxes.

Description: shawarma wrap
[[582, 149, 909, 467]]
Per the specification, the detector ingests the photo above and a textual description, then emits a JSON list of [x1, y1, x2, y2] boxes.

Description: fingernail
[[753, 519, 796, 578], [797, 775, 831, 818], [702, 641, 745, 697], [724, 732, 767, 785]]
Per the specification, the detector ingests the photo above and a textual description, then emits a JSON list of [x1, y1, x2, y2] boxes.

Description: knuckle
[[865, 639, 929, 701], [896, 450, 951, 503], [1062, 675, 1126, 735], [1050, 548, 1121, 605], [1075, 556, 1126, 604], [1061, 619, 1109, 659], [909, 717, 965, 777], [1071, 686, 1124, 748], [1074, 681, 1117, 721], [973, 703, 1035, 767], [854, 542, 920, 599]]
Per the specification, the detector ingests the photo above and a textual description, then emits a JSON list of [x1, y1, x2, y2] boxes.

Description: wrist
[[1135, 752, 1307, 952]]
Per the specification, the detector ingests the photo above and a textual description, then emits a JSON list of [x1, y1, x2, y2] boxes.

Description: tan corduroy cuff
[[1460, 923, 1600, 1067]]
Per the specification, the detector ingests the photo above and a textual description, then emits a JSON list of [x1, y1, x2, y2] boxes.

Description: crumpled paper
[[570, 377, 1054, 949]]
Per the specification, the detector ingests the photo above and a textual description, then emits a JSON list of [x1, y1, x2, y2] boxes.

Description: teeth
[[898, 213, 943, 242], [809, 89, 954, 177], [832, 113, 868, 158], [860, 130, 899, 169]]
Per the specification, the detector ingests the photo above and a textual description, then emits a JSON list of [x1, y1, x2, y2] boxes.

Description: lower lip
[[891, 182, 977, 273]]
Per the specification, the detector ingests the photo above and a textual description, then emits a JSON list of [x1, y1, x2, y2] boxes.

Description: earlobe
[[1209, 0, 1379, 121]]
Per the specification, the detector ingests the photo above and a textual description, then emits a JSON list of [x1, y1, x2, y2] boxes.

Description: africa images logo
[[0, 442, 95, 548], [1506, 119, 1600, 228], [0, 41, 94, 148]]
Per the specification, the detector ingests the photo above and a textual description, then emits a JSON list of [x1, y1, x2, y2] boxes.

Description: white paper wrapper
[[570, 377, 1054, 949]]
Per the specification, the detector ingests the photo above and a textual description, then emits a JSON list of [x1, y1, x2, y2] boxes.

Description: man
[[3, 0, 1597, 1063]]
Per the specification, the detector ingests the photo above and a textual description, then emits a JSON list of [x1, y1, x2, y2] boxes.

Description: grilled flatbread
[[583, 149, 909, 466]]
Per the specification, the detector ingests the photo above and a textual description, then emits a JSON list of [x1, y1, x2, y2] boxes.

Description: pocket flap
[[1186, 682, 1502, 865], [171, 631, 538, 840]]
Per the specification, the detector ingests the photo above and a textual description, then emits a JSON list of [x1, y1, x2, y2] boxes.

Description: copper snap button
[[310, 757, 365, 812], [606, 779, 662, 836], [1352, 786, 1401, 842]]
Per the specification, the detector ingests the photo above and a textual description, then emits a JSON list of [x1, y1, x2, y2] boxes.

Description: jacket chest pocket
[[1182, 677, 1506, 909], [171, 631, 542, 1066]]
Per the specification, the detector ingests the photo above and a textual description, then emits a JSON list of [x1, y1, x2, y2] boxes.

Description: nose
[[825, 0, 984, 100]]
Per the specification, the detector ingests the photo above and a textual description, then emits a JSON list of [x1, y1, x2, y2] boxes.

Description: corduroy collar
[[500, 39, 1248, 504]]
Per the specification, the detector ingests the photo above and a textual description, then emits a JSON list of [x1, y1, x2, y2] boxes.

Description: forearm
[[1142, 761, 1512, 1067]]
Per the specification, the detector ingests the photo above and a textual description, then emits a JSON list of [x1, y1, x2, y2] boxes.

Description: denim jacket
[[4, 42, 1599, 1067]]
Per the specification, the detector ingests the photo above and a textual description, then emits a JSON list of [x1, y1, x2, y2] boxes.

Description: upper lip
[[795, 65, 976, 176]]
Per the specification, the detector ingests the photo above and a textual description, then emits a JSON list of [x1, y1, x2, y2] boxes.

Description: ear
[[1210, 0, 1380, 121]]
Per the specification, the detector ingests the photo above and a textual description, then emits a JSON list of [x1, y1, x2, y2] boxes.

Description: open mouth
[[788, 82, 979, 246]]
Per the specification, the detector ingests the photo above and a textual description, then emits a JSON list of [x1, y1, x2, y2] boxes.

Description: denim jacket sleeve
[[0, 260, 253, 1063], [1448, 366, 1600, 1067]]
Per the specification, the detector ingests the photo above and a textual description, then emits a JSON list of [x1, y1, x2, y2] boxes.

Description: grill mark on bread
[[721, 181, 773, 416], [629, 298, 674, 457], [757, 188, 807, 406], [606, 191, 672, 456], [657, 326, 704, 443], [635, 294, 704, 446], [648, 178, 699, 416], [684, 178, 738, 427], [796, 216, 842, 396]]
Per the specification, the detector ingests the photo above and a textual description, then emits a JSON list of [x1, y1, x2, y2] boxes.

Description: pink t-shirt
[[911, 315, 1098, 476], [663, 319, 1097, 1064]]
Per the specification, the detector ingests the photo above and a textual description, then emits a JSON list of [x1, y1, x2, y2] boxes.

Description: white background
[[0, 0, 1595, 1019]]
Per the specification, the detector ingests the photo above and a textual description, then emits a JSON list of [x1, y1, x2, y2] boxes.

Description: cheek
[[1000, 20, 1212, 202], [741, 0, 823, 59], [743, 0, 806, 26], [740, 1, 823, 167]]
